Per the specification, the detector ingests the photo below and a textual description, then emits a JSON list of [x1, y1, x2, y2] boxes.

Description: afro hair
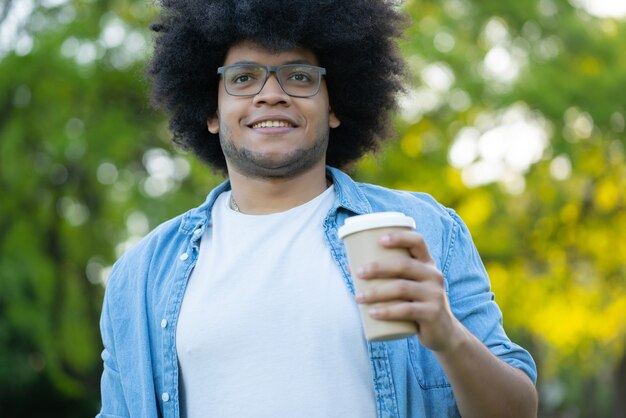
[[148, 0, 408, 172]]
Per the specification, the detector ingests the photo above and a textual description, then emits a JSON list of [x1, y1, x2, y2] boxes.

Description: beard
[[218, 123, 330, 179]]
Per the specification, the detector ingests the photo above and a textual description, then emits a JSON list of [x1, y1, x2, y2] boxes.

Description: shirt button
[[162, 392, 170, 402], [179, 253, 189, 261], [161, 319, 167, 328]]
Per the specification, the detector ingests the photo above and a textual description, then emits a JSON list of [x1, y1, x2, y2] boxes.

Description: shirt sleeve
[[442, 208, 537, 385], [96, 278, 131, 418]]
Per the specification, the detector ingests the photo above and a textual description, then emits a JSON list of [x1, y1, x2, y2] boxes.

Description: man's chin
[[234, 159, 314, 179], [220, 132, 329, 180], [229, 150, 325, 178]]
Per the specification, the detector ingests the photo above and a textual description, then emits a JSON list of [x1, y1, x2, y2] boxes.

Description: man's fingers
[[367, 300, 437, 322], [379, 231, 434, 264], [356, 257, 443, 285], [355, 279, 437, 304]]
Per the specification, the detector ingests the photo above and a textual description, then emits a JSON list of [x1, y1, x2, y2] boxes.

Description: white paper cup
[[338, 212, 418, 341]]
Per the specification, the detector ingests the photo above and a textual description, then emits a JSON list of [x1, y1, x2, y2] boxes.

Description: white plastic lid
[[337, 212, 415, 239]]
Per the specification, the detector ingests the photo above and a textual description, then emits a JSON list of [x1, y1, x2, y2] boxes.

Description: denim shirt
[[97, 167, 536, 418]]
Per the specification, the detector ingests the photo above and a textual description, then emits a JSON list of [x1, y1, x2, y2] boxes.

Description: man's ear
[[208, 113, 219, 134], [329, 109, 341, 129]]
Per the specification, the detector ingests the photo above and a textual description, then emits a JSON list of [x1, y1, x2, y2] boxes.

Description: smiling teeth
[[252, 120, 293, 128]]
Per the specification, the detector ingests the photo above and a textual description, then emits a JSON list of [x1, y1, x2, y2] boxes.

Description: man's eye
[[289, 72, 313, 82], [233, 74, 254, 83]]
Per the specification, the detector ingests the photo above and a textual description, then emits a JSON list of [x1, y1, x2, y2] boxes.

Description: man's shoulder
[[330, 167, 452, 218], [112, 182, 228, 268], [355, 181, 454, 220], [134, 212, 189, 252], [105, 200, 209, 290], [107, 213, 185, 274]]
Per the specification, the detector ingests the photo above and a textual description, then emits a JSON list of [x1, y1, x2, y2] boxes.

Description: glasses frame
[[217, 64, 327, 98]]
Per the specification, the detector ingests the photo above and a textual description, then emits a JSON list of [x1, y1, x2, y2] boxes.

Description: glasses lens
[[277, 65, 322, 97], [223, 65, 266, 96], [221, 64, 324, 97]]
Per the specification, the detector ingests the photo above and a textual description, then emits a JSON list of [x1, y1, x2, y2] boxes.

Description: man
[[97, 0, 538, 417]]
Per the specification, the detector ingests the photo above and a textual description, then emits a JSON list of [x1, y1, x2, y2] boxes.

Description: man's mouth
[[251, 120, 295, 129]]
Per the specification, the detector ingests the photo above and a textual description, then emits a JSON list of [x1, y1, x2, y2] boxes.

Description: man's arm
[[354, 231, 538, 418], [96, 291, 130, 418]]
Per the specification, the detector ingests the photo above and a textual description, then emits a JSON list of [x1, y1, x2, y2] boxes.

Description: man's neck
[[226, 163, 330, 215]]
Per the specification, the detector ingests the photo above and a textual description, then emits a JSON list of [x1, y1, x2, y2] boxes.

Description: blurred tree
[[0, 0, 624, 417]]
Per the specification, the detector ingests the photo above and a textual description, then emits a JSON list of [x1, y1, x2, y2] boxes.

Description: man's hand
[[354, 230, 538, 418], [354, 230, 465, 354]]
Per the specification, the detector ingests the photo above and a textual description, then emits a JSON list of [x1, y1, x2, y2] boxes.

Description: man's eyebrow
[[232, 60, 257, 65], [231, 59, 315, 66], [282, 59, 314, 65]]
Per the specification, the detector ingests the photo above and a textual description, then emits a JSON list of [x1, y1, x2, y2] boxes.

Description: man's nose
[[253, 73, 290, 104]]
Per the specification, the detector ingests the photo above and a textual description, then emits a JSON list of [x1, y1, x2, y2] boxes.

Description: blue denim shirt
[[97, 167, 536, 418]]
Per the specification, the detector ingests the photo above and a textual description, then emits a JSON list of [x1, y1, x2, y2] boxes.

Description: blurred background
[[0, 0, 624, 416]]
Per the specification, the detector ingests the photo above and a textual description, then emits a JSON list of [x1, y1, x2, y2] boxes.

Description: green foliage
[[0, 0, 624, 416]]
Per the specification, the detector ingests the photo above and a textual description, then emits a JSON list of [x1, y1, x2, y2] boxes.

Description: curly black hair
[[148, 0, 408, 172]]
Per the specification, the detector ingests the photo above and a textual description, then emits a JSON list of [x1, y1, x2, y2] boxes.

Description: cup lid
[[337, 212, 416, 239]]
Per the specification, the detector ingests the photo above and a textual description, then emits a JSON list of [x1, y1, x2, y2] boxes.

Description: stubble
[[218, 123, 330, 179]]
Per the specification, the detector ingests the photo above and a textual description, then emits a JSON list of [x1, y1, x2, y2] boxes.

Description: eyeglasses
[[217, 64, 327, 98]]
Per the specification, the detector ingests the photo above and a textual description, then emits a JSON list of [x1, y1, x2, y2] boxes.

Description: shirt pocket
[[407, 337, 452, 389]]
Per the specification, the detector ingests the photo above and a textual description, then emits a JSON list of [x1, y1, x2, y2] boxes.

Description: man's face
[[208, 41, 341, 179]]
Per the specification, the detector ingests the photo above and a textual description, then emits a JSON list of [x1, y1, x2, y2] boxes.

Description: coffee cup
[[338, 212, 418, 341]]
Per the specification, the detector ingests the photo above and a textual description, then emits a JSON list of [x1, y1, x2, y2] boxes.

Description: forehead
[[222, 41, 320, 66]]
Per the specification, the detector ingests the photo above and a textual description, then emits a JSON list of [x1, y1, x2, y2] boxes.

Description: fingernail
[[380, 234, 391, 244], [355, 267, 365, 278], [369, 308, 380, 318], [355, 291, 365, 303]]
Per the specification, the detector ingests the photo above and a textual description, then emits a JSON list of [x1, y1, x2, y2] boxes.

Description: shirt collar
[[178, 179, 231, 236], [325, 166, 372, 215]]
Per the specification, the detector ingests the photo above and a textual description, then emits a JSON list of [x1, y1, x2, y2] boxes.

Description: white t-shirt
[[176, 186, 377, 418]]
